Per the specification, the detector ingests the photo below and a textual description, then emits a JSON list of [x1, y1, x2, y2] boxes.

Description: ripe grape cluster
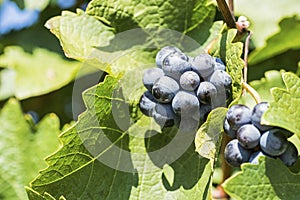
[[224, 102, 298, 167], [139, 46, 232, 132]]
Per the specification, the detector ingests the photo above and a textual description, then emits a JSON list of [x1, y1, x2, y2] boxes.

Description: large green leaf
[[223, 156, 300, 200], [27, 75, 212, 199], [249, 16, 300, 65], [0, 46, 80, 100], [86, 0, 215, 42], [0, 99, 61, 200], [262, 72, 300, 137]]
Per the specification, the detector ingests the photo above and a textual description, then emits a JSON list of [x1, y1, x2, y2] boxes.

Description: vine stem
[[242, 31, 253, 93], [216, 0, 236, 28]]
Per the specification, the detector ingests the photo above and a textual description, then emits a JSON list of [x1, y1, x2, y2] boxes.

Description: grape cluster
[[224, 102, 298, 167], [139, 46, 232, 132]]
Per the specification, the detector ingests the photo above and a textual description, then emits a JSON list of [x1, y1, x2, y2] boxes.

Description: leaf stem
[[242, 82, 262, 104]]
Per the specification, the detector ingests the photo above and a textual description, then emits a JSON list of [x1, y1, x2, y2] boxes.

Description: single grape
[[139, 91, 157, 116], [260, 129, 288, 156], [142, 68, 164, 91], [162, 53, 192, 80], [152, 76, 179, 103], [209, 70, 232, 89], [171, 91, 200, 119], [190, 53, 215, 78], [237, 124, 261, 149], [196, 81, 218, 104], [279, 141, 299, 167], [251, 102, 272, 131], [214, 57, 226, 71], [224, 139, 252, 167], [223, 119, 236, 139], [155, 46, 181, 68], [249, 151, 266, 164], [226, 104, 252, 131], [152, 103, 177, 127], [179, 71, 200, 91]]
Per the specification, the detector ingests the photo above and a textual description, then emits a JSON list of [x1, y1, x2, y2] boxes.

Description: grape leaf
[[223, 156, 300, 200], [262, 72, 300, 137], [86, 0, 215, 42], [195, 107, 228, 161], [0, 99, 61, 200], [249, 16, 300, 65], [27, 75, 213, 199], [0, 46, 80, 100]]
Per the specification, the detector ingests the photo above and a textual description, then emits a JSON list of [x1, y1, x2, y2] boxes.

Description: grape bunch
[[224, 102, 298, 167], [139, 46, 232, 132]]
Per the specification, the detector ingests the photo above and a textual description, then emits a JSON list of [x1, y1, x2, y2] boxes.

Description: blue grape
[[196, 81, 217, 104], [260, 129, 288, 156], [139, 91, 157, 116], [251, 102, 272, 131], [190, 54, 215, 78], [171, 91, 200, 119], [237, 124, 261, 149], [162, 52, 192, 80], [155, 46, 182, 68], [152, 76, 179, 103], [142, 68, 164, 91], [226, 104, 252, 131], [279, 141, 299, 167], [153, 103, 177, 127], [224, 139, 252, 167], [179, 71, 200, 91], [223, 119, 236, 139], [249, 151, 266, 164]]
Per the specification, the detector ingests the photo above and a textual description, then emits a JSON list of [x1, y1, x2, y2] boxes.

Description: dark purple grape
[[224, 139, 252, 167], [237, 124, 261, 149], [260, 129, 288, 156], [279, 141, 298, 167], [226, 104, 252, 131]]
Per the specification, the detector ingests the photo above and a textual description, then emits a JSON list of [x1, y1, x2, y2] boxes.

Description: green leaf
[[249, 16, 300, 65], [235, 0, 300, 48], [195, 107, 228, 161], [0, 99, 61, 200], [27, 75, 213, 199], [223, 156, 300, 200], [45, 10, 115, 62], [86, 0, 216, 42], [262, 72, 300, 137], [0, 46, 80, 100], [239, 70, 285, 108]]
